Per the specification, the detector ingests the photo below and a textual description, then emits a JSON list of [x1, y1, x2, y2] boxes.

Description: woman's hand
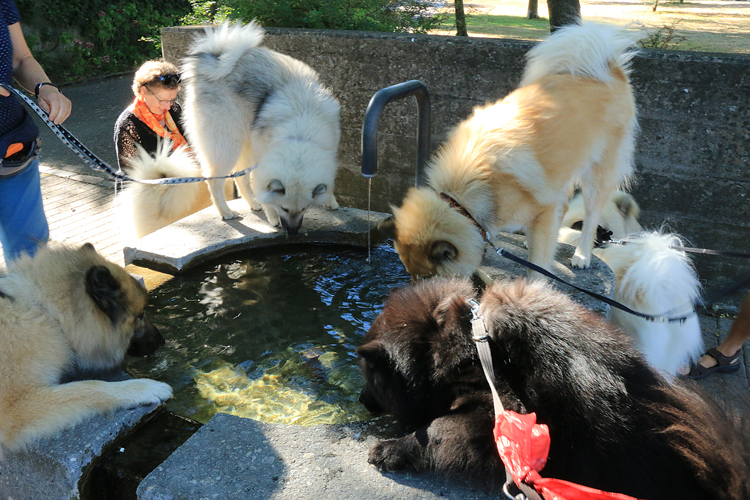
[[37, 86, 71, 124]]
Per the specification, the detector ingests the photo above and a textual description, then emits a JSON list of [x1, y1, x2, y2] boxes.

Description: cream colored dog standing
[[182, 22, 340, 235], [381, 23, 639, 278]]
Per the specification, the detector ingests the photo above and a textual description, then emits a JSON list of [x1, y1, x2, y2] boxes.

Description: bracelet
[[34, 82, 59, 98]]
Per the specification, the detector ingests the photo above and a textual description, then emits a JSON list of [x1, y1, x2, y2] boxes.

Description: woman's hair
[[132, 60, 181, 95]]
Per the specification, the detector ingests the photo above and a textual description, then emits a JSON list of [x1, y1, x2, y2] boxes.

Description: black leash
[[491, 243, 694, 323], [2, 84, 256, 185], [436, 193, 696, 323]]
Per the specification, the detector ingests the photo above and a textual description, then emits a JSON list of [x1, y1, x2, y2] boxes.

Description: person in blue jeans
[[0, 0, 71, 265]]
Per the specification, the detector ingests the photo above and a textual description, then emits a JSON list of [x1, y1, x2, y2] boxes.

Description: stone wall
[[161, 26, 750, 258]]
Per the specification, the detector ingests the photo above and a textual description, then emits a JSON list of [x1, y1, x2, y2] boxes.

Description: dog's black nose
[[358, 389, 384, 415], [280, 217, 302, 236], [127, 321, 165, 357]]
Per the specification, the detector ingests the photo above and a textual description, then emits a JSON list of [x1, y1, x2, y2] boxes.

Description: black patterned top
[[0, 0, 25, 138], [113, 101, 185, 172]]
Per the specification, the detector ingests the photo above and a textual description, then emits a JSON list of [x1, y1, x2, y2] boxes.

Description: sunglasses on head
[[152, 74, 181, 86]]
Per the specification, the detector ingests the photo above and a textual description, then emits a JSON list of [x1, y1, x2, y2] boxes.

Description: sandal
[[688, 347, 741, 380]]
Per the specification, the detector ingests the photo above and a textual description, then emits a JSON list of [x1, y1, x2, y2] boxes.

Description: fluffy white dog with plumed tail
[[181, 22, 340, 235]]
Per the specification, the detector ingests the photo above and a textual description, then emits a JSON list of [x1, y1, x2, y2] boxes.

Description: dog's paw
[[221, 210, 241, 220], [136, 379, 173, 403], [571, 251, 592, 269], [325, 196, 339, 210], [245, 197, 262, 211], [117, 379, 173, 408], [368, 440, 411, 471], [263, 208, 281, 226], [137, 379, 173, 404]]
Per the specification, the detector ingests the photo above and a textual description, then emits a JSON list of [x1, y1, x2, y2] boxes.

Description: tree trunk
[[546, 0, 581, 32], [527, 0, 540, 20], [455, 0, 468, 36]]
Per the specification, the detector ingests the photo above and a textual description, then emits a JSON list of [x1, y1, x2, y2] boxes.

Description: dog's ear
[[85, 265, 126, 325], [312, 183, 327, 196], [357, 340, 385, 360], [377, 217, 397, 240], [433, 294, 473, 373], [429, 240, 457, 264], [356, 340, 387, 364], [267, 179, 285, 195]]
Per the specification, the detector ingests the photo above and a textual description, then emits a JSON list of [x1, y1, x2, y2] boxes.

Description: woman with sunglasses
[[114, 60, 187, 172]]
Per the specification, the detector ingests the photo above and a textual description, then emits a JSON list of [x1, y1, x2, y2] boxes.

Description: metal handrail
[[361, 80, 431, 187]]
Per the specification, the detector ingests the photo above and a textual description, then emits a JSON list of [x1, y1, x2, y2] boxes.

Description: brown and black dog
[[358, 277, 750, 499], [0, 244, 171, 452]]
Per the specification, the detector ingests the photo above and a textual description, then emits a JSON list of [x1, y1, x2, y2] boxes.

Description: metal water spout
[[361, 80, 431, 187]]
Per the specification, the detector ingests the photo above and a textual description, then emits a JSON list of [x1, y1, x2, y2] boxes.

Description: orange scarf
[[132, 97, 188, 150]]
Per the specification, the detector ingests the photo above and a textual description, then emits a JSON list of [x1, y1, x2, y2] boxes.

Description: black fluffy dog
[[357, 278, 750, 500]]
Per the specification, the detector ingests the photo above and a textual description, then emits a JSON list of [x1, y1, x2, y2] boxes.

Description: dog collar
[[439, 192, 490, 241]]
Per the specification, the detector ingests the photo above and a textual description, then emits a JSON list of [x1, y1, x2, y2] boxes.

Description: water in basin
[[124, 244, 410, 425]]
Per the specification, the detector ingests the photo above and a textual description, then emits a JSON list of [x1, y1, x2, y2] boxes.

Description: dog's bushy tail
[[186, 21, 264, 81], [520, 23, 638, 87], [121, 141, 209, 238], [650, 381, 750, 500]]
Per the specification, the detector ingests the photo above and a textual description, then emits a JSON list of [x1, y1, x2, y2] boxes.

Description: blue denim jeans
[[0, 158, 49, 264]]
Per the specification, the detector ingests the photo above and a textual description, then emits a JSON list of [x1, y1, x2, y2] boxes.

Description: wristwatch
[[34, 82, 59, 98]]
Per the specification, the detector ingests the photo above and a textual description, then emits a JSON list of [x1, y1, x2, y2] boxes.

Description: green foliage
[[16, 0, 191, 82], [182, 0, 444, 34], [17, 0, 441, 82]]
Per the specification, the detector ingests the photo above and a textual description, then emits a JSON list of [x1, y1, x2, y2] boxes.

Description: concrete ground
[[0, 75, 748, 499]]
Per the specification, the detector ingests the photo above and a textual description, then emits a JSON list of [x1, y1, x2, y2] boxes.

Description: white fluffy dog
[[599, 232, 703, 375], [181, 22, 340, 234], [118, 142, 232, 239], [560, 204, 703, 375]]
